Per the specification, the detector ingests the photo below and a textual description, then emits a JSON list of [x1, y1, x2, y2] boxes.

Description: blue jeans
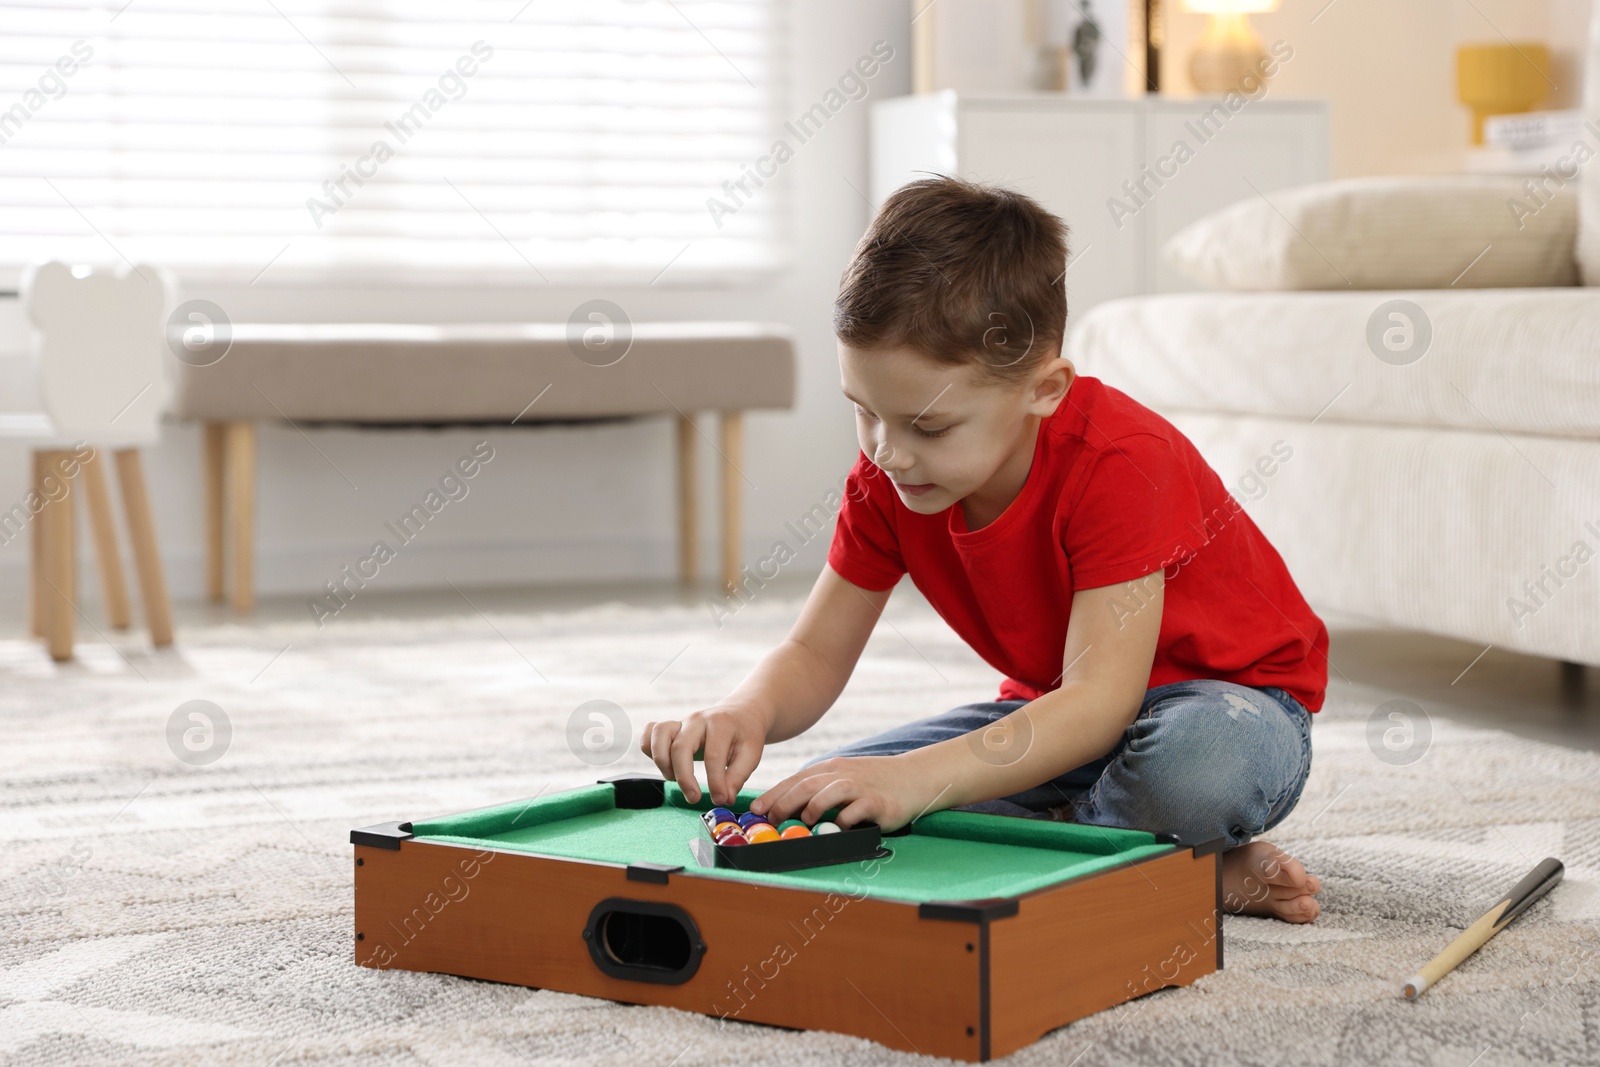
[[806, 680, 1313, 849]]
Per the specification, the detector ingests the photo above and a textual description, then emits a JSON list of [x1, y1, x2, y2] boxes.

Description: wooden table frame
[[351, 779, 1224, 1062], [202, 411, 746, 613]]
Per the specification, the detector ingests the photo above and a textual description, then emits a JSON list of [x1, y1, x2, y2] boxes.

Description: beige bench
[[168, 322, 796, 611]]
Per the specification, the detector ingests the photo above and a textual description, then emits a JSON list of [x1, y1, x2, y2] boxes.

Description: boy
[[641, 176, 1327, 923]]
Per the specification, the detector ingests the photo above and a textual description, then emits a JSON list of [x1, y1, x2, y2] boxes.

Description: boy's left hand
[[749, 753, 946, 833]]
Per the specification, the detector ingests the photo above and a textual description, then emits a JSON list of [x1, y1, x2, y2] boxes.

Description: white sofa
[[1068, 119, 1600, 668]]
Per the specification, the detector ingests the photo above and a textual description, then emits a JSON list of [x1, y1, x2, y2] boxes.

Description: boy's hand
[[749, 753, 943, 833], [640, 704, 770, 807]]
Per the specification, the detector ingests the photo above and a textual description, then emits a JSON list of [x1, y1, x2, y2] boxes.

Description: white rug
[[2, 594, 1598, 1065]]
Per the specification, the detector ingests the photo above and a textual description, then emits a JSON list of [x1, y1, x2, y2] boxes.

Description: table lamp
[[1183, 0, 1279, 93], [1456, 43, 1551, 144]]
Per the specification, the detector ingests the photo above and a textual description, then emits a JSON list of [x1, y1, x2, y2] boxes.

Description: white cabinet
[[869, 92, 1330, 321]]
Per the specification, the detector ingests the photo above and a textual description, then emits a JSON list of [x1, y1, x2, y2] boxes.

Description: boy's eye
[[853, 402, 950, 438]]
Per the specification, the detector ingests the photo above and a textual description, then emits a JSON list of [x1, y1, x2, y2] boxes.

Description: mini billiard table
[[351, 775, 1224, 1061]]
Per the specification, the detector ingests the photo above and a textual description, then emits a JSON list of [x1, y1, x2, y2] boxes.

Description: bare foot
[[1220, 840, 1322, 923]]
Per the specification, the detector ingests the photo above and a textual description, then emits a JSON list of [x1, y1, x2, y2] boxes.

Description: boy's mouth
[[894, 481, 937, 497]]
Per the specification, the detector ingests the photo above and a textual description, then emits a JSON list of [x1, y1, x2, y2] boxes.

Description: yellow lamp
[[1456, 43, 1551, 144], [1183, 0, 1279, 94]]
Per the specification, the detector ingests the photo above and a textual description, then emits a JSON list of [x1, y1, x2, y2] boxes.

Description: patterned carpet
[[2, 593, 1597, 1065]]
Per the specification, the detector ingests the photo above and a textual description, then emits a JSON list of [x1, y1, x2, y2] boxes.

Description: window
[[0, 0, 789, 286]]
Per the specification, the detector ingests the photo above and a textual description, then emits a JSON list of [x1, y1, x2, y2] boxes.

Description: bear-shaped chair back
[[20, 261, 175, 443]]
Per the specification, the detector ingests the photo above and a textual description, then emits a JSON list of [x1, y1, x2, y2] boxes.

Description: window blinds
[[0, 0, 789, 286]]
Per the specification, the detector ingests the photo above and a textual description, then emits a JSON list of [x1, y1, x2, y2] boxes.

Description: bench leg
[[38, 450, 75, 662], [720, 411, 743, 595], [677, 413, 699, 585], [224, 421, 256, 613], [115, 449, 174, 648], [204, 421, 227, 604], [81, 448, 132, 630], [29, 451, 44, 637]]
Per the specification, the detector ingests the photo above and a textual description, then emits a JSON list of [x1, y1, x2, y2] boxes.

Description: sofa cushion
[[1067, 289, 1600, 438], [167, 322, 796, 422], [1164, 176, 1578, 291]]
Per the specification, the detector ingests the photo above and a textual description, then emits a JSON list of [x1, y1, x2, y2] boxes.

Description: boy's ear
[[1032, 354, 1074, 412]]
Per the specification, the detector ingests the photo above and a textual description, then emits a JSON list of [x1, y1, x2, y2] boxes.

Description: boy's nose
[[874, 441, 910, 472]]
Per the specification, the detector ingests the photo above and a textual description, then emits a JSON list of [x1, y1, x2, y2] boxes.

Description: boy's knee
[[1118, 686, 1303, 841]]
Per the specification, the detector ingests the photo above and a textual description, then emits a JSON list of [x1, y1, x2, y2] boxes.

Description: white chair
[[1, 261, 176, 661]]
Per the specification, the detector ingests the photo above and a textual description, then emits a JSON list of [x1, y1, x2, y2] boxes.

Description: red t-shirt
[[826, 375, 1328, 711]]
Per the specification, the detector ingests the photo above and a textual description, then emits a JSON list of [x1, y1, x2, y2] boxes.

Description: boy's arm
[[752, 570, 1164, 829], [927, 568, 1163, 810], [641, 562, 891, 806], [736, 562, 894, 742]]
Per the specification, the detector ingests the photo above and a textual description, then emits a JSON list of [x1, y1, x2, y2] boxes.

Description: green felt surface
[[410, 783, 1174, 903]]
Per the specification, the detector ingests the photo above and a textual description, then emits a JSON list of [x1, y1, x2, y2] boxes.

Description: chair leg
[[720, 411, 743, 595], [30, 451, 44, 637], [115, 449, 174, 648], [224, 421, 256, 613], [39, 450, 75, 662], [81, 448, 132, 630], [204, 421, 227, 604], [677, 413, 699, 585]]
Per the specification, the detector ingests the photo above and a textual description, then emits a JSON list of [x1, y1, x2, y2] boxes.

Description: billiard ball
[[743, 821, 776, 839], [709, 807, 736, 825], [712, 823, 745, 843], [710, 820, 740, 838], [813, 822, 840, 835], [736, 813, 769, 831], [717, 832, 749, 847], [780, 825, 811, 839], [747, 826, 781, 844], [777, 819, 806, 832]]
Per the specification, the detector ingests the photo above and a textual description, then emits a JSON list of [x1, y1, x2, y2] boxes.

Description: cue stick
[[1402, 856, 1564, 1000]]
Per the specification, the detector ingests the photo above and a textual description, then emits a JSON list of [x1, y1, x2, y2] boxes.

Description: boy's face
[[839, 342, 1073, 515]]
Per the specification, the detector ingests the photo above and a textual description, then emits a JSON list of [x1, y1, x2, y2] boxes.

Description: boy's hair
[[833, 174, 1069, 387]]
